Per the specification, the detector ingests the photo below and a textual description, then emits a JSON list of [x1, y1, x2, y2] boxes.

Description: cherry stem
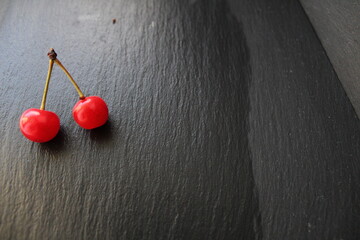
[[54, 59, 85, 100], [40, 59, 54, 110], [47, 48, 85, 100]]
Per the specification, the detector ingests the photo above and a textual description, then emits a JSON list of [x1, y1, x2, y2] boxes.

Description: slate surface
[[300, 0, 360, 117], [0, 0, 359, 239]]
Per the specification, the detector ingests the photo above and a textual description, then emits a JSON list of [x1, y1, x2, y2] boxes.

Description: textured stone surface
[[0, 0, 359, 239]]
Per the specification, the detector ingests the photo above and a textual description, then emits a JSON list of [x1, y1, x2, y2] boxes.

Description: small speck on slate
[[112, 18, 116, 24]]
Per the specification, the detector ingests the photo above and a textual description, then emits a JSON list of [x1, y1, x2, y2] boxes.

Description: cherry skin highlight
[[19, 108, 60, 143], [72, 96, 108, 129]]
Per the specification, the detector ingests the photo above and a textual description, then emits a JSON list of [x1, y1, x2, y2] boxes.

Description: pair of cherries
[[19, 49, 108, 143]]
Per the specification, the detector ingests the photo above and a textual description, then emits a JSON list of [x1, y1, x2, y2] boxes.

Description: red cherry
[[72, 96, 108, 129], [19, 108, 60, 143]]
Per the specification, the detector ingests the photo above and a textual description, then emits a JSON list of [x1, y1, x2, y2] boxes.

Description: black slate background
[[0, 0, 359, 239], [300, 0, 360, 117]]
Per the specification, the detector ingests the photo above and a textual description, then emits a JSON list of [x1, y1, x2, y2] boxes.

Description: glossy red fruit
[[19, 108, 60, 143], [72, 96, 108, 129]]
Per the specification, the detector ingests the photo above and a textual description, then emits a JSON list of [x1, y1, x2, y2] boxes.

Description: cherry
[[19, 54, 60, 142], [19, 48, 109, 142], [50, 49, 109, 130], [72, 96, 109, 129], [19, 109, 60, 143]]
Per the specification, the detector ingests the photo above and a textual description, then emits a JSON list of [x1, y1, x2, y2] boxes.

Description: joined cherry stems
[[40, 48, 86, 110]]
